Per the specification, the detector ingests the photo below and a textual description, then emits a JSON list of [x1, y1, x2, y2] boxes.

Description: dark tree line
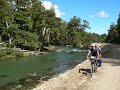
[[106, 13, 120, 43], [0, 0, 105, 51]]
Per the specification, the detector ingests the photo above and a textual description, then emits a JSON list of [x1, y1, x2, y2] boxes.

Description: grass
[[0, 48, 30, 59]]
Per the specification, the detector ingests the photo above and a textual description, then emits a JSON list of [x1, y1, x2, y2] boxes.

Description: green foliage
[[0, 48, 24, 58], [99, 34, 107, 43], [0, 49, 6, 57], [0, 0, 104, 53], [106, 13, 120, 43], [13, 30, 39, 50], [12, 50, 24, 57]]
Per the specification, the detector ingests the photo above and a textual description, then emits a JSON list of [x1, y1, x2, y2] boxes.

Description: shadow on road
[[79, 68, 91, 76]]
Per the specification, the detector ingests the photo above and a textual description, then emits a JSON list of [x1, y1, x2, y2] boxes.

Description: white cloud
[[97, 10, 109, 18], [90, 10, 109, 18], [42, 1, 52, 10], [42, 1, 65, 17]]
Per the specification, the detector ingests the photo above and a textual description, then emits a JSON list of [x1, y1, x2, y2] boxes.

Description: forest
[[105, 13, 120, 43], [0, 0, 106, 52]]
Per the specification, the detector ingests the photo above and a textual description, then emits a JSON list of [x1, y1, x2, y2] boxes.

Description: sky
[[42, 0, 120, 34]]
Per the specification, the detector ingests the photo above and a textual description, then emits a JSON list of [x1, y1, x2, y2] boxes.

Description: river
[[0, 46, 86, 89]]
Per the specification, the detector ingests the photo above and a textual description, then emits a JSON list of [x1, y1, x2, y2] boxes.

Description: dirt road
[[33, 44, 120, 90], [81, 44, 120, 90]]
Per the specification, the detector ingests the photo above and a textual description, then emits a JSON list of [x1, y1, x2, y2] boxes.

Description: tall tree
[[14, 0, 31, 31], [106, 13, 120, 43], [0, 0, 15, 44], [66, 16, 90, 45]]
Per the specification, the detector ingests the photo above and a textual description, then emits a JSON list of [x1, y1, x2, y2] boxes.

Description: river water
[[0, 46, 86, 89]]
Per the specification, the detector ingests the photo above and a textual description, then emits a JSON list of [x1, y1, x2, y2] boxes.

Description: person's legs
[[100, 58, 102, 66], [98, 58, 102, 67]]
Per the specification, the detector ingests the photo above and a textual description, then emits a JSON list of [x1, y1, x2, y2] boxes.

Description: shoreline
[[0, 44, 88, 60], [0, 46, 55, 60]]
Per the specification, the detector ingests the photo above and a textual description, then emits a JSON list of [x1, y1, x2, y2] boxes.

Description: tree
[[14, 0, 32, 31], [0, 0, 15, 44], [116, 13, 120, 42], [67, 16, 81, 31], [66, 16, 91, 46], [106, 13, 120, 43], [30, 0, 61, 50], [0, 0, 103, 51], [81, 20, 91, 31]]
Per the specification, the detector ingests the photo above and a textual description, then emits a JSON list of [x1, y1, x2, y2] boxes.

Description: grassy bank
[[0, 45, 55, 60], [0, 48, 31, 59]]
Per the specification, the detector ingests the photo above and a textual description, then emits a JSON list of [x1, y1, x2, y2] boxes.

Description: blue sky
[[42, 0, 120, 34]]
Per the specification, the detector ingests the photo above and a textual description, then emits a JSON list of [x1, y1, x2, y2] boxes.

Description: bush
[[0, 50, 6, 57], [0, 49, 24, 58], [12, 50, 24, 57]]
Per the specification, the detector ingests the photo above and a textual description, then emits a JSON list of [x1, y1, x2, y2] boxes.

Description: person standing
[[95, 45, 102, 67]]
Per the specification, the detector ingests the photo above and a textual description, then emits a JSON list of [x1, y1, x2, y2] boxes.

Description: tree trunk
[[46, 28, 50, 43], [9, 38, 12, 45], [42, 27, 46, 37], [6, 20, 12, 45], [8, 34, 12, 45], [6, 20, 9, 28]]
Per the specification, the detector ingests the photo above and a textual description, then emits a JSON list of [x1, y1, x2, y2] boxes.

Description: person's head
[[91, 44, 96, 49]]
